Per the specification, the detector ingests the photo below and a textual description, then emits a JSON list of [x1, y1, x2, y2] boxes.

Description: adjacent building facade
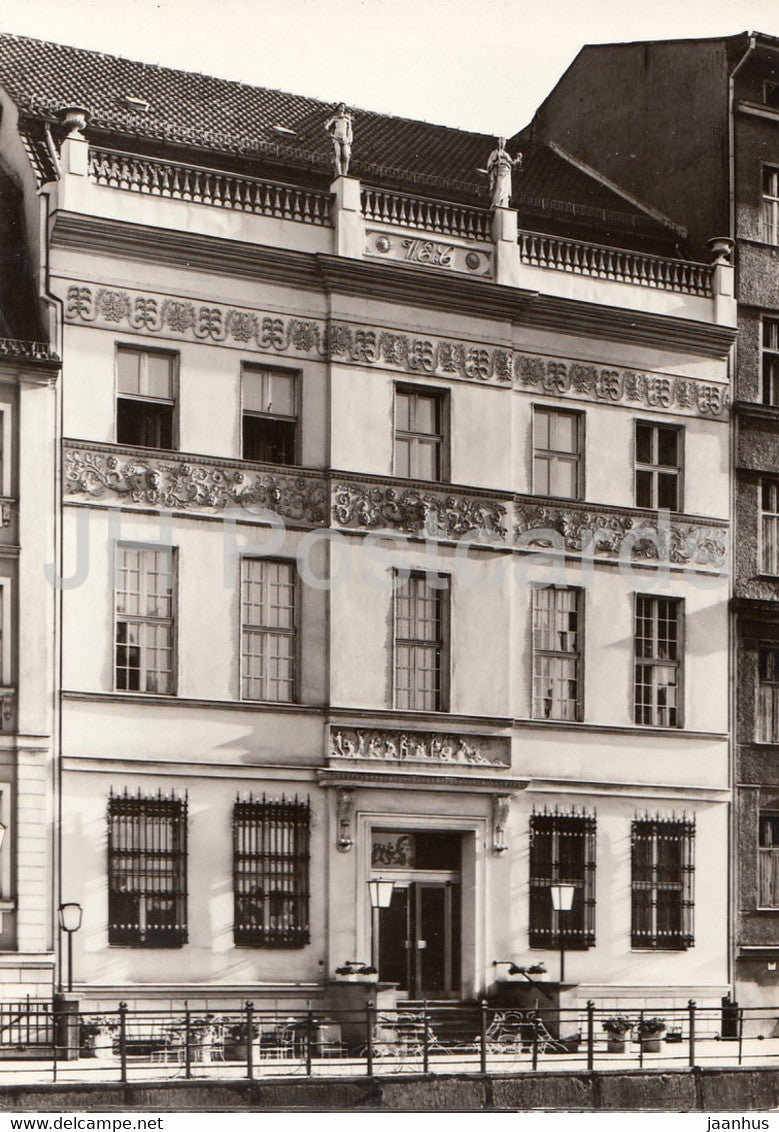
[[0, 33, 737, 1013]]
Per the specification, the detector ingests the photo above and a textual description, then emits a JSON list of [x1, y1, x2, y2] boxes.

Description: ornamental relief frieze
[[61, 284, 729, 419], [331, 482, 508, 540], [329, 727, 510, 768]]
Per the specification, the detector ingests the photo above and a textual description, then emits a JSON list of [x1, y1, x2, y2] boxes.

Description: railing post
[[532, 1015, 539, 1071], [422, 1001, 429, 1075], [586, 999, 595, 1071], [246, 1001, 254, 1080], [738, 1006, 744, 1067], [688, 999, 696, 1068], [306, 1007, 313, 1076], [184, 1006, 192, 1079], [365, 1000, 374, 1077], [480, 1000, 488, 1074], [638, 1009, 644, 1069], [118, 1001, 128, 1084]]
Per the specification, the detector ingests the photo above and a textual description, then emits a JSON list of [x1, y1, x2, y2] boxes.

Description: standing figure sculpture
[[486, 137, 522, 209], [325, 102, 353, 177]]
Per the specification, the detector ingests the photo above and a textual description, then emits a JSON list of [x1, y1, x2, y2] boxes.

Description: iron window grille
[[240, 558, 297, 703], [114, 544, 176, 695], [634, 595, 682, 727], [631, 815, 694, 949], [532, 586, 583, 721], [533, 407, 583, 500], [241, 365, 298, 465], [762, 166, 779, 246], [762, 318, 779, 406], [758, 647, 779, 743], [393, 571, 450, 712], [107, 790, 188, 947], [759, 812, 779, 907], [116, 346, 176, 450], [761, 480, 779, 576], [635, 421, 682, 511], [233, 794, 311, 948], [394, 386, 446, 481], [529, 808, 596, 949]]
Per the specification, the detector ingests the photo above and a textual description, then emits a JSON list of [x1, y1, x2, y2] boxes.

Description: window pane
[[395, 438, 411, 479], [267, 371, 296, 416], [534, 409, 550, 450], [414, 395, 437, 435], [657, 472, 679, 511], [395, 392, 412, 432], [550, 458, 577, 499], [394, 573, 447, 711], [242, 368, 267, 413], [636, 469, 653, 508], [116, 349, 141, 395], [534, 455, 551, 496], [636, 423, 652, 464], [241, 560, 296, 702], [143, 353, 174, 400], [243, 416, 296, 464], [657, 428, 678, 468], [554, 413, 577, 454], [414, 440, 439, 481]]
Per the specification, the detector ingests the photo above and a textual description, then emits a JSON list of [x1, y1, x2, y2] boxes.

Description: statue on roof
[[486, 137, 522, 209], [325, 103, 354, 177]]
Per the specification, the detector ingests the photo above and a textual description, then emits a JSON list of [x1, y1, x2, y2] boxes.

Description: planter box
[[607, 1037, 628, 1053], [640, 1037, 664, 1052]]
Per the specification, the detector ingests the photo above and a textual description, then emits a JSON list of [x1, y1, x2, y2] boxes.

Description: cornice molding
[[317, 767, 528, 793]]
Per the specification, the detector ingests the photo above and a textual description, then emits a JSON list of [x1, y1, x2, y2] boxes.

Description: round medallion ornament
[[375, 235, 391, 254], [465, 252, 481, 270]]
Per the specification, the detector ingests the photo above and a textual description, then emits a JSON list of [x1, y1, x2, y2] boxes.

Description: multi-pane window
[[635, 596, 682, 727], [241, 559, 297, 703], [116, 347, 176, 449], [107, 791, 188, 947], [394, 572, 449, 712], [395, 387, 445, 481], [759, 813, 779, 907], [532, 586, 582, 721], [758, 647, 779, 742], [635, 422, 681, 511], [761, 480, 779, 575], [233, 796, 310, 947], [115, 545, 175, 694], [242, 366, 297, 465], [762, 318, 779, 405], [762, 167, 779, 245], [533, 408, 583, 499], [529, 809, 596, 949], [631, 817, 694, 949]]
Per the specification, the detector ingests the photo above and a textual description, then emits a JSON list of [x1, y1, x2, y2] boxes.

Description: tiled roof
[[0, 32, 680, 244]]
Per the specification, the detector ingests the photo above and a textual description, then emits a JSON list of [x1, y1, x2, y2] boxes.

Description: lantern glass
[[549, 883, 576, 912], [368, 879, 395, 909], [59, 902, 83, 933]]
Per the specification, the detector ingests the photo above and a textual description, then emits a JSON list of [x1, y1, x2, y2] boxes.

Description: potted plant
[[636, 1016, 666, 1052], [334, 961, 378, 983], [223, 1019, 260, 1061], [602, 1014, 633, 1053], [79, 1017, 117, 1059], [506, 962, 548, 980]]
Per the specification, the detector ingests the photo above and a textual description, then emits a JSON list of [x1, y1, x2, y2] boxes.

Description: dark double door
[[377, 881, 461, 999]]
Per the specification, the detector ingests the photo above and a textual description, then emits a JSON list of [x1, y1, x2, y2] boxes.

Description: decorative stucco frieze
[[331, 482, 508, 540], [63, 445, 329, 524], [61, 284, 729, 418], [329, 727, 510, 767]]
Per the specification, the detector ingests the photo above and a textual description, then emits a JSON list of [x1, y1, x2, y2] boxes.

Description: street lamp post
[[58, 903, 83, 993], [549, 883, 576, 984], [367, 879, 395, 970]]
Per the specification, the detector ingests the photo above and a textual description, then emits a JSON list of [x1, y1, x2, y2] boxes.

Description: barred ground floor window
[[631, 816, 694, 949]]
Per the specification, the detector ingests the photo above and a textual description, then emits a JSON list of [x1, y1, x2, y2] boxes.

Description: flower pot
[[641, 1037, 663, 1052], [224, 1041, 249, 1062], [607, 1037, 628, 1053]]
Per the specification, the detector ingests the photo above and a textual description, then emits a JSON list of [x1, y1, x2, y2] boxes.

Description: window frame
[[758, 644, 779, 744], [531, 405, 585, 500], [633, 594, 684, 729], [630, 816, 695, 950], [113, 542, 177, 697], [528, 808, 597, 950], [762, 316, 779, 406], [114, 344, 179, 451], [762, 165, 779, 246], [239, 557, 299, 704], [240, 363, 300, 466], [531, 585, 584, 722], [392, 570, 450, 713], [233, 795, 311, 948], [759, 479, 779, 577], [393, 384, 449, 483], [634, 419, 684, 513], [758, 810, 779, 909]]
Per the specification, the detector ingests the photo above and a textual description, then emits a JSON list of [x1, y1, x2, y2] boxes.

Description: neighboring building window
[[761, 480, 779, 575], [242, 366, 297, 465], [394, 387, 445, 481], [114, 545, 175, 694], [529, 809, 596, 949], [631, 817, 694, 949], [233, 795, 310, 947], [116, 347, 176, 449], [764, 318, 779, 406], [532, 586, 582, 721], [241, 559, 297, 703], [759, 813, 779, 907], [758, 647, 779, 742], [394, 571, 449, 711], [107, 791, 187, 947], [635, 596, 682, 727], [635, 422, 681, 511], [533, 408, 583, 499], [762, 166, 779, 245]]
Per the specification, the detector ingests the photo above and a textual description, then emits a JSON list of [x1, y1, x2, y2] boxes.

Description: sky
[[1, 0, 778, 135]]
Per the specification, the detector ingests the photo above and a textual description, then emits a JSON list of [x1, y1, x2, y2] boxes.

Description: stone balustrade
[[361, 186, 492, 241]]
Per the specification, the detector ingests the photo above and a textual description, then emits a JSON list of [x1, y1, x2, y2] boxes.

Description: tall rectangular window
[[241, 559, 297, 702], [533, 408, 583, 499], [762, 166, 779, 245], [529, 809, 596, 949], [233, 795, 310, 947], [761, 480, 779, 575], [635, 422, 682, 511], [394, 572, 449, 711], [107, 791, 187, 947], [759, 647, 779, 742], [115, 545, 175, 695], [532, 586, 582, 721], [242, 366, 297, 465], [394, 387, 445, 481], [116, 347, 176, 449], [762, 318, 779, 405], [635, 596, 682, 727], [631, 817, 694, 949], [759, 813, 779, 907]]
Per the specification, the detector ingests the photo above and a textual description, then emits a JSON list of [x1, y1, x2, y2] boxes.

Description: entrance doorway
[[372, 831, 462, 999]]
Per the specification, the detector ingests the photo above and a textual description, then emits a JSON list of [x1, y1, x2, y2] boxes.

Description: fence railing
[[0, 999, 52, 1048], [1, 999, 778, 1083], [361, 187, 492, 241], [518, 230, 714, 296], [89, 149, 333, 227]]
